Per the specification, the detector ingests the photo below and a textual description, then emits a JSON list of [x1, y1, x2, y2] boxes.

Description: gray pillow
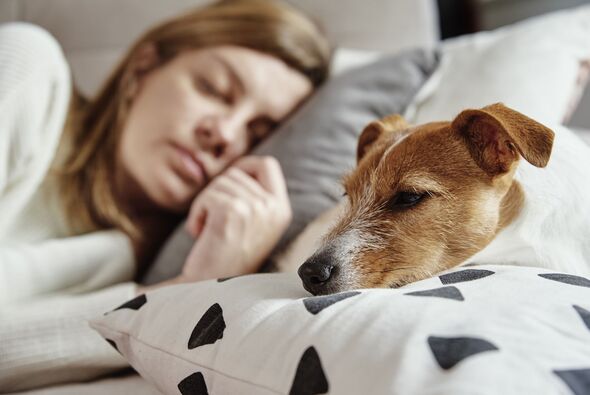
[[140, 48, 439, 285], [568, 80, 590, 130]]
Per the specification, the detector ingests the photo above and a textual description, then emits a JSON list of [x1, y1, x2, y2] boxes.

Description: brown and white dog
[[277, 103, 590, 295]]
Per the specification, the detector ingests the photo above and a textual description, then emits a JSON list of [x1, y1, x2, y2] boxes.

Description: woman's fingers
[[232, 155, 288, 198], [224, 167, 268, 200], [212, 168, 268, 202], [185, 191, 208, 238], [185, 189, 232, 238], [181, 157, 294, 283], [185, 155, 289, 239], [185, 180, 259, 239]]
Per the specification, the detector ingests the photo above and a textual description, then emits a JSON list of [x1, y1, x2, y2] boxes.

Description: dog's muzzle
[[298, 245, 344, 295]]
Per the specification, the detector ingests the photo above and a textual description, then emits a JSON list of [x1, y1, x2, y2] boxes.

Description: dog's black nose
[[298, 255, 336, 295]]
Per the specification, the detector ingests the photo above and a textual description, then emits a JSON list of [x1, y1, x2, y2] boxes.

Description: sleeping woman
[[0, 0, 330, 390]]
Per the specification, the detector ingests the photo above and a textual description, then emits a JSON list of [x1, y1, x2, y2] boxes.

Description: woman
[[0, 0, 330, 390]]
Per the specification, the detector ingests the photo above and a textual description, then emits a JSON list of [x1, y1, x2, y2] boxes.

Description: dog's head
[[298, 103, 554, 295]]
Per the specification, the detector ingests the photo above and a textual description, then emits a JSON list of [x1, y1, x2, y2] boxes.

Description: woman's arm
[[0, 24, 129, 306], [0, 22, 71, 193], [0, 230, 136, 306], [0, 282, 137, 392]]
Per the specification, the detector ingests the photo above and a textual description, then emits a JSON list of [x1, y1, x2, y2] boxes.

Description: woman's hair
[[54, 0, 331, 244]]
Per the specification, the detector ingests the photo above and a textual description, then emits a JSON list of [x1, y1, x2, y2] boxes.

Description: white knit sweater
[[0, 23, 138, 392]]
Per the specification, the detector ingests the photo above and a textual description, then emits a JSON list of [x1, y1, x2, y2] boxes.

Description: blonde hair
[[55, 0, 331, 246]]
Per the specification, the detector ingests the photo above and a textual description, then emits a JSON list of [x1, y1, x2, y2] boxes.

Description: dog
[[277, 103, 590, 295]]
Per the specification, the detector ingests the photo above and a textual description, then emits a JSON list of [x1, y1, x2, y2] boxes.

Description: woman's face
[[118, 45, 312, 212]]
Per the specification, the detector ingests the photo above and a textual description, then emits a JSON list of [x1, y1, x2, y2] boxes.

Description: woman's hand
[[179, 155, 292, 282]]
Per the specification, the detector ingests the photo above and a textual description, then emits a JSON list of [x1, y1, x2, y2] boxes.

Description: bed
[[2, 0, 590, 394]]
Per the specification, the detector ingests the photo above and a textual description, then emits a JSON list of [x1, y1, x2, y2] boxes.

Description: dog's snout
[[299, 261, 334, 284], [298, 252, 337, 295]]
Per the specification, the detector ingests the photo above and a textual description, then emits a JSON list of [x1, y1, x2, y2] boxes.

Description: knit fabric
[[0, 23, 137, 392]]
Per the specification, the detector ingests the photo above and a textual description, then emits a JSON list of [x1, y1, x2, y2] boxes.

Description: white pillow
[[330, 47, 383, 76], [90, 265, 590, 395], [404, 5, 590, 126]]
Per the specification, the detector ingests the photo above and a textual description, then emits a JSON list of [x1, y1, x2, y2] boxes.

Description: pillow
[[329, 47, 383, 76], [91, 265, 590, 394], [405, 4, 590, 126], [570, 127, 590, 146], [568, 61, 590, 131], [140, 48, 439, 285]]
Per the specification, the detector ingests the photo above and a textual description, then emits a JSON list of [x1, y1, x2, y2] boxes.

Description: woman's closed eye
[[195, 77, 233, 105]]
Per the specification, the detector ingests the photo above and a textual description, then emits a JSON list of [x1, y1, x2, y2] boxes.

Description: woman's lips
[[174, 145, 208, 184]]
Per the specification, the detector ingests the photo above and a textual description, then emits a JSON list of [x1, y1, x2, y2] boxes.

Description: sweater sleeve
[[0, 282, 138, 392], [0, 22, 71, 193], [0, 229, 136, 306], [0, 24, 141, 391], [0, 23, 138, 306]]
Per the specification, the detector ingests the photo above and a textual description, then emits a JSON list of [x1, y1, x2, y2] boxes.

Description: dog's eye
[[389, 191, 426, 209]]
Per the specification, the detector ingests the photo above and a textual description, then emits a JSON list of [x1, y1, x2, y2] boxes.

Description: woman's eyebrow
[[212, 53, 245, 95]]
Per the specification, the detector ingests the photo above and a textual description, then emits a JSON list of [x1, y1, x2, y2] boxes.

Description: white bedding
[[5, 373, 158, 395]]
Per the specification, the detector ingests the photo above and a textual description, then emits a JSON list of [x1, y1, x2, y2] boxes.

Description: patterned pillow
[[91, 265, 590, 395]]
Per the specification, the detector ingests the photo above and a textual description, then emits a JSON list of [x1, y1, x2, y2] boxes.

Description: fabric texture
[[0, 23, 137, 392], [3, 372, 159, 395], [568, 74, 590, 130], [0, 21, 136, 304], [404, 4, 590, 127], [92, 265, 590, 395], [141, 48, 439, 285]]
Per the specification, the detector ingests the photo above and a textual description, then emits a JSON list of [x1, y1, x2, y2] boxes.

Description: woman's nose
[[197, 113, 245, 158]]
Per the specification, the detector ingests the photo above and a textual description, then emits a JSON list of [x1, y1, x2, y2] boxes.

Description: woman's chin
[[149, 173, 198, 214]]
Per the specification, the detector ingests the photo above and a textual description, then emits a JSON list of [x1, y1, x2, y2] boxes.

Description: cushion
[[405, 4, 590, 126], [568, 61, 590, 130], [91, 265, 590, 395], [140, 48, 439, 285], [571, 127, 590, 146]]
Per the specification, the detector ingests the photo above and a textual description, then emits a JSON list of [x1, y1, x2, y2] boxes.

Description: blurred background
[[438, 0, 590, 38], [1, 0, 588, 126]]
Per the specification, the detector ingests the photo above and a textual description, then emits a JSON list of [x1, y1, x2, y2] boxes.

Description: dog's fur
[[278, 103, 590, 295]]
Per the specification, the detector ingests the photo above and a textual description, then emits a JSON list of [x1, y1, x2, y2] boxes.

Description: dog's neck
[[497, 181, 524, 231]]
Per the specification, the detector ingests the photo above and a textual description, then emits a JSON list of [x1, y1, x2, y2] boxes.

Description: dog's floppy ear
[[452, 103, 554, 176], [357, 114, 409, 163]]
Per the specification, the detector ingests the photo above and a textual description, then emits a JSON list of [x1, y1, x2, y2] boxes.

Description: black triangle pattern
[[105, 339, 120, 354], [112, 294, 147, 312], [303, 291, 361, 315], [553, 369, 590, 395], [188, 303, 226, 350], [178, 372, 209, 395], [439, 269, 495, 284], [573, 305, 590, 331], [289, 346, 329, 395], [428, 336, 499, 370], [217, 276, 238, 283], [405, 286, 464, 301], [538, 273, 590, 288]]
